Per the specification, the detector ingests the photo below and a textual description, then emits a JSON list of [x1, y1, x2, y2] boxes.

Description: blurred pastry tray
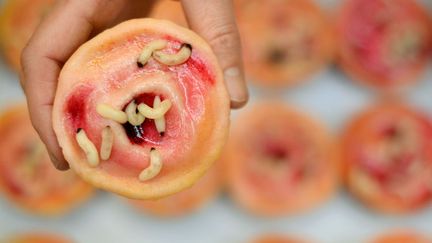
[[1, 1, 432, 243]]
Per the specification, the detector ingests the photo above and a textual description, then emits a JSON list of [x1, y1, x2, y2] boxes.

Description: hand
[[21, 0, 248, 170], [181, 0, 248, 108]]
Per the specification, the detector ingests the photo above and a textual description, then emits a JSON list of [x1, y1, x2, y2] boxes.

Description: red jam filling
[[122, 93, 165, 146], [264, 142, 289, 162], [184, 56, 214, 85], [65, 85, 94, 132]]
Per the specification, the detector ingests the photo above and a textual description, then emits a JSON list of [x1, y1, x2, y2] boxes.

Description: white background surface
[[1, 0, 432, 242]]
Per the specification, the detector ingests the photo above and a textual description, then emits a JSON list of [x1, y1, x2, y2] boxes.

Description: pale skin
[[20, 0, 249, 170]]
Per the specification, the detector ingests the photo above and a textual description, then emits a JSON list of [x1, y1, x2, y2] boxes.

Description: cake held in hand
[[52, 19, 230, 199]]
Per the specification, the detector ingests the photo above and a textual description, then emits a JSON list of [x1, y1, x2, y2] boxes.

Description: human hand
[[181, 0, 248, 108], [21, 0, 248, 170]]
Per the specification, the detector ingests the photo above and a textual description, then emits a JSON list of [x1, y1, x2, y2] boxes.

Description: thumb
[[181, 0, 249, 109]]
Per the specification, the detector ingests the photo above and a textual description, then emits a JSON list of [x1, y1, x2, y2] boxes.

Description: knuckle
[[20, 39, 39, 76], [207, 22, 241, 51], [20, 44, 32, 70]]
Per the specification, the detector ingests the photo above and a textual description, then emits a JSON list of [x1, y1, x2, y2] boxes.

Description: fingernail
[[49, 153, 69, 171], [224, 67, 249, 109]]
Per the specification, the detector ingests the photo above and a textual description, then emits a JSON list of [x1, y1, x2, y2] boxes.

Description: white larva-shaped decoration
[[153, 43, 192, 66], [138, 40, 168, 66], [137, 99, 172, 119], [76, 129, 99, 167], [125, 100, 145, 126], [153, 95, 166, 134], [100, 126, 114, 161], [96, 104, 128, 124], [139, 148, 163, 181]]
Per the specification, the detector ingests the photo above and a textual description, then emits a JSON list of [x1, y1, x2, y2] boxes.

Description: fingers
[[21, 0, 118, 170], [181, 0, 248, 109]]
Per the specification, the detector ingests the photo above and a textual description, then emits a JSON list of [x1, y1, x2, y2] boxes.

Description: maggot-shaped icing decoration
[[153, 96, 166, 134], [137, 40, 192, 67], [137, 99, 172, 119], [96, 104, 128, 124], [100, 126, 114, 161], [76, 128, 99, 167], [125, 100, 145, 126], [139, 148, 163, 181], [137, 40, 167, 67], [153, 43, 192, 66]]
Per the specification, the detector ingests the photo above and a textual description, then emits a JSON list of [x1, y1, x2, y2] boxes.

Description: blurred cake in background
[[336, 0, 432, 92], [370, 231, 431, 243], [342, 102, 432, 213], [0, 105, 93, 215], [224, 101, 339, 216], [0, 0, 55, 71], [4, 232, 72, 243], [129, 163, 221, 217], [149, 0, 187, 27], [234, 0, 334, 87], [251, 234, 308, 243]]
